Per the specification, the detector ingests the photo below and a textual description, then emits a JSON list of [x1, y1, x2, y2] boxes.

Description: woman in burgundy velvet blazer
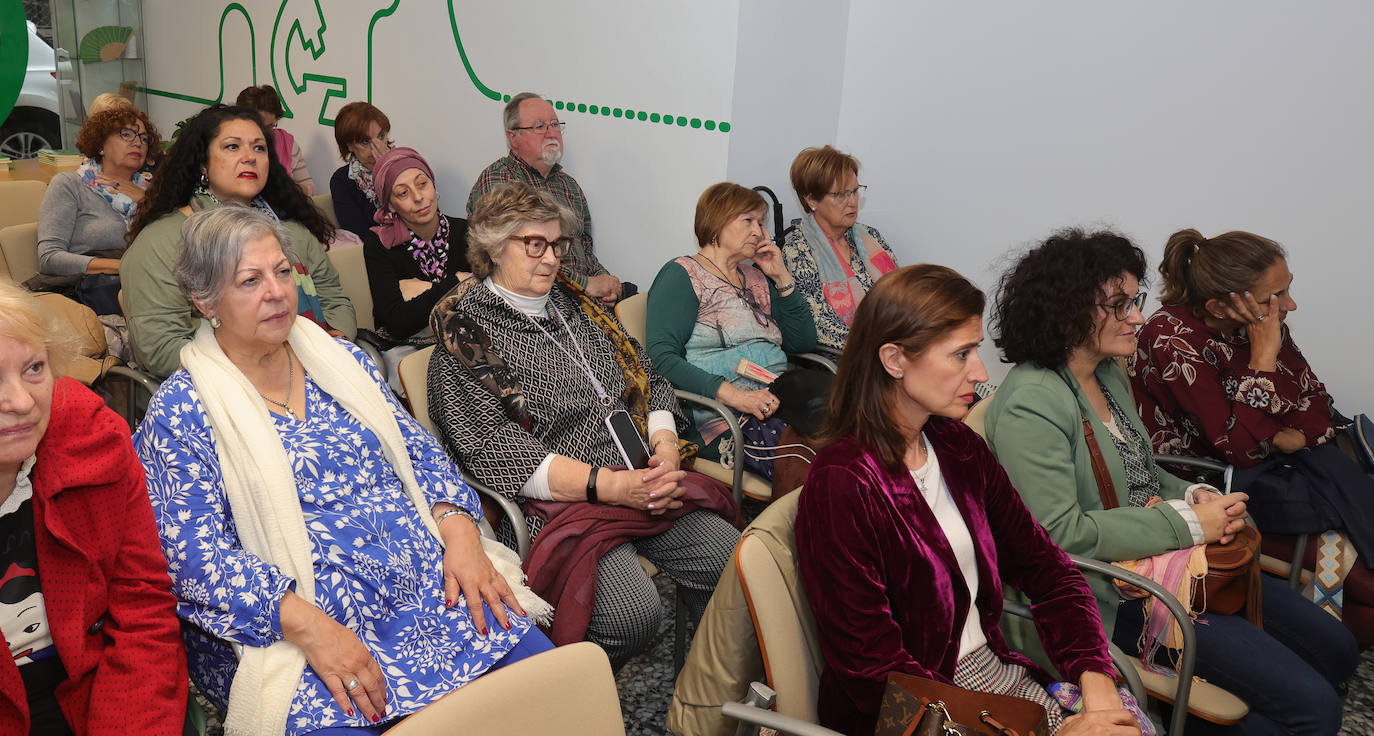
[[795, 265, 1136, 736]]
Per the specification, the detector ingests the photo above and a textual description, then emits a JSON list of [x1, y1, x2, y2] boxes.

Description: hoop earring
[[207, 315, 222, 329], [200, 172, 209, 187]]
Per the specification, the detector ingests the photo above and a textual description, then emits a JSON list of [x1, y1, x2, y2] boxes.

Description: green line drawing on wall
[[444, 1, 729, 133], [367, 0, 401, 101], [137, 1, 729, 133], [139, 3, 255, 105]]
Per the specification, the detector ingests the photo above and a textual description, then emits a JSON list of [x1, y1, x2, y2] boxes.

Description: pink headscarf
[[370, 146, 438, 249]]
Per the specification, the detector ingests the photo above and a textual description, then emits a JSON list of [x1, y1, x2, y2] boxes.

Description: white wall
[[727, 0, 852, 232], [838, 1, 1374, 407], [141, 0, 740, 286], [141, 1, 1371, 408]]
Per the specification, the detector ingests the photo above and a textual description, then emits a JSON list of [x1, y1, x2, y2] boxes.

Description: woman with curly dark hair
[[34, 106, 161, 317], [982, 228, 1356, 736], [121, 105, 355, 379]]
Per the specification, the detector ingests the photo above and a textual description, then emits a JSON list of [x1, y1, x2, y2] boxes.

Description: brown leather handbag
[[874, 672, 1049, 736], [1081, 413, 1263, 626]]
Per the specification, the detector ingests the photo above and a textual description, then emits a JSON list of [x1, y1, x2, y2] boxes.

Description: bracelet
[[586, 466, 600, 504], [435, 507, 477, 528], [651, 437, 676, 453], [776, 281, 796, 297]]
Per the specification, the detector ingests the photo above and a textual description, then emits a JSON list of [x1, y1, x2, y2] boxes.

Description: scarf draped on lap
[[78, 157, 150, 223], [798, 212, 896, 325], [181, 318, 549, 736], [1113, 544, 1209, 672]]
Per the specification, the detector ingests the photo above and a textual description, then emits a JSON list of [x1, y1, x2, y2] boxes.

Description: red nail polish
[[480, 625, 487, 635], [445, 598, 452, 607], [347, 709, 353, 717], [372, 713, 381, 723]]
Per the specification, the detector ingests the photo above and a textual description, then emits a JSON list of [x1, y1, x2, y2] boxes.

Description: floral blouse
[[134, 342, 531, 734], [1128, 304, 1336, 468]]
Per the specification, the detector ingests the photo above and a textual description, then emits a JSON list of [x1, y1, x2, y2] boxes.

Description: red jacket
[[0, 378, 186, 735]]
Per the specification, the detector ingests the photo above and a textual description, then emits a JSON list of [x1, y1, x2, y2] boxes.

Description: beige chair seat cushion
[[1133, 665, 1248, 725], [386, 641, 625, 735], [695, 458, 773, 500]]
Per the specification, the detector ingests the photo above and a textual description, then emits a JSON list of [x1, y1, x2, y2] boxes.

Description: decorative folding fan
[[78, 26, 134, 64]]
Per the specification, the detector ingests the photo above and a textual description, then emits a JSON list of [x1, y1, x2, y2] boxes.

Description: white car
[[0, 21, 61, 159]]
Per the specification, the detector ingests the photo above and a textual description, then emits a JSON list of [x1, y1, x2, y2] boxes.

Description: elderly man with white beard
[[468, 92, 630, 304]]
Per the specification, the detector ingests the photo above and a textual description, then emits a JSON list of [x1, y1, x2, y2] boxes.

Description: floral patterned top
[[134, 343, 531, 735], [1128, 304, 1336, 468]]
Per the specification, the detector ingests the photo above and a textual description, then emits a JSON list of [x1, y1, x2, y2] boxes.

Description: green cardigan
[[121, 200, 357, 379], [983, 359, 1195, 640]]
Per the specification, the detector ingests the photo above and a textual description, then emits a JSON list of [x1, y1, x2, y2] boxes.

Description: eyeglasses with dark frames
[[117, 128, 151, 146], [1099, 291, 1148, 321], [509, 234, 572, 259], [512, 120, 567, 134]]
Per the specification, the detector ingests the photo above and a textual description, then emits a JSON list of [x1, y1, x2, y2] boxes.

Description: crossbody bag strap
[[1080, 413, 1120, 511]]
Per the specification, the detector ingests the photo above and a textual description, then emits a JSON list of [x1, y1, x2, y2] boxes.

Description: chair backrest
[[735, 490, 823, 722], [964, 388, 994, 440], [0, 222, 39, 285], [312, 192, 338, 228], [0, 181, 47, 231], [399, 345, 437, 433], [328, 243, 375, 331], [386, 641, 625, 735], [615, 291, 648, 345]]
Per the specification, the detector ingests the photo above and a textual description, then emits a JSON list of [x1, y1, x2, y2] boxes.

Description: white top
[[911, 433, 987, 658], [485, 278, 676, 500]]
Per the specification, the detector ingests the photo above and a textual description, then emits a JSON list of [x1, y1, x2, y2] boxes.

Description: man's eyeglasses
[[118, 128, 151, 146], [1099, 291, 1148, 321], [512, 120, 567, 134], [826, 185, 868, 202], [510, 234, 572, 259]]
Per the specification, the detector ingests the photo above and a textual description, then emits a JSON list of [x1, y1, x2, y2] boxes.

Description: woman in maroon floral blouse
[[1130, 227, 1374, 646]]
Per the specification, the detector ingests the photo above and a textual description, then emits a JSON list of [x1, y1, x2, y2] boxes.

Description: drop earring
[[207, 315, 223, 329]]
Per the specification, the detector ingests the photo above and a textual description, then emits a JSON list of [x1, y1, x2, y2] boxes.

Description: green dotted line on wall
[[497, 93, 730, 133]]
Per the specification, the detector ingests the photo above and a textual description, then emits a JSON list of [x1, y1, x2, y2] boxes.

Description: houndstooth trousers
[[583, 510, 740, 669]]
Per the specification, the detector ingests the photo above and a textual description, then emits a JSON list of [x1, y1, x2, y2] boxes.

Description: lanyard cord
[[521, 305, 613, 408]]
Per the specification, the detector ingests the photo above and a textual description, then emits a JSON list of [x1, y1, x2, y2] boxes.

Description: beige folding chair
[[325, 243, 390, 379], [312, 192, 338, 228], [0, 222, 39, 285], [386, 641, 625, 735], [615, 292, 773, 504], [0, 181, 47, 230]]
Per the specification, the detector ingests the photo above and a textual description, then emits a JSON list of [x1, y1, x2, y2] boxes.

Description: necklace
[[691, 251, 772, 327], [256, 348, 298, 421], [911, 433, 932, 488]]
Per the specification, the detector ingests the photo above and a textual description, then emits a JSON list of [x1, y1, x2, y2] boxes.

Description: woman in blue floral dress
[[134, 207, 552, 736]]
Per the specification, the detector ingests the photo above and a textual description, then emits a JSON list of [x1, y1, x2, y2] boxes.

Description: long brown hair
[[1158, 228, 1286, 309], [822, 264, 985, 469]]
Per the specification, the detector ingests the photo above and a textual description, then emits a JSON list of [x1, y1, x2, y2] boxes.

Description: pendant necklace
[[911, 433, 932, 489], [257, 347, 299, 421]]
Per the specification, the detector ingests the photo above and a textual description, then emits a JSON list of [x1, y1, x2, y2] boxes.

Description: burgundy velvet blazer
[[795, 418, 1114, 735]]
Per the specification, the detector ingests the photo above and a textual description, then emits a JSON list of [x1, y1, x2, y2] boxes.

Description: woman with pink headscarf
[[361, 147, 472, 346]]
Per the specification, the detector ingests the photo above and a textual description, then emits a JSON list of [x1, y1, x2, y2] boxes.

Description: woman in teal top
[[983, 228, 1355, 736], [646, 182, 816, 478]]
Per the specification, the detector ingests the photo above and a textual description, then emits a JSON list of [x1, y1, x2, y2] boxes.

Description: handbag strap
[[1081, 413, 1120, 511]]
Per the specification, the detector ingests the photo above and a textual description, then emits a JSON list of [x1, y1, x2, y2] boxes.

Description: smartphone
[[605, 409, 652, 469]]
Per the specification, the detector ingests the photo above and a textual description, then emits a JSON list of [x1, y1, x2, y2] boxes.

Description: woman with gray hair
[[133, 206, 553, 736], [428, 182, 739, 669]]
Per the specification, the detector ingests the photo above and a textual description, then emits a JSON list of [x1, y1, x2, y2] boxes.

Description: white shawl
[[181, 318, 549, 736]]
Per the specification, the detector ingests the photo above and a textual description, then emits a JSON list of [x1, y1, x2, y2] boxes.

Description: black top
[[329, 165, 380, 241], [0, 499, 74, 736], [361, 213, 471, 341]]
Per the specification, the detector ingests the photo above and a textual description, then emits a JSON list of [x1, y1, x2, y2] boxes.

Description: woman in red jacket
[[0, 282, 187, 735]]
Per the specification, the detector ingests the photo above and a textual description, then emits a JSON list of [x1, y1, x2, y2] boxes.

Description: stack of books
[[37, 149, 85, 167]]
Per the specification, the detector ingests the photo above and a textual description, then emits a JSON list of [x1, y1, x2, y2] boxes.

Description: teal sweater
[[645, 259, 816, 399]]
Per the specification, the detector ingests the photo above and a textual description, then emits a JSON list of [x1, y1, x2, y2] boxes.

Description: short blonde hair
[[466, 183, 578, 279], [694, 182, 766, 248], [789, 145, 860, 213], [0, 282, 77, 369]]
